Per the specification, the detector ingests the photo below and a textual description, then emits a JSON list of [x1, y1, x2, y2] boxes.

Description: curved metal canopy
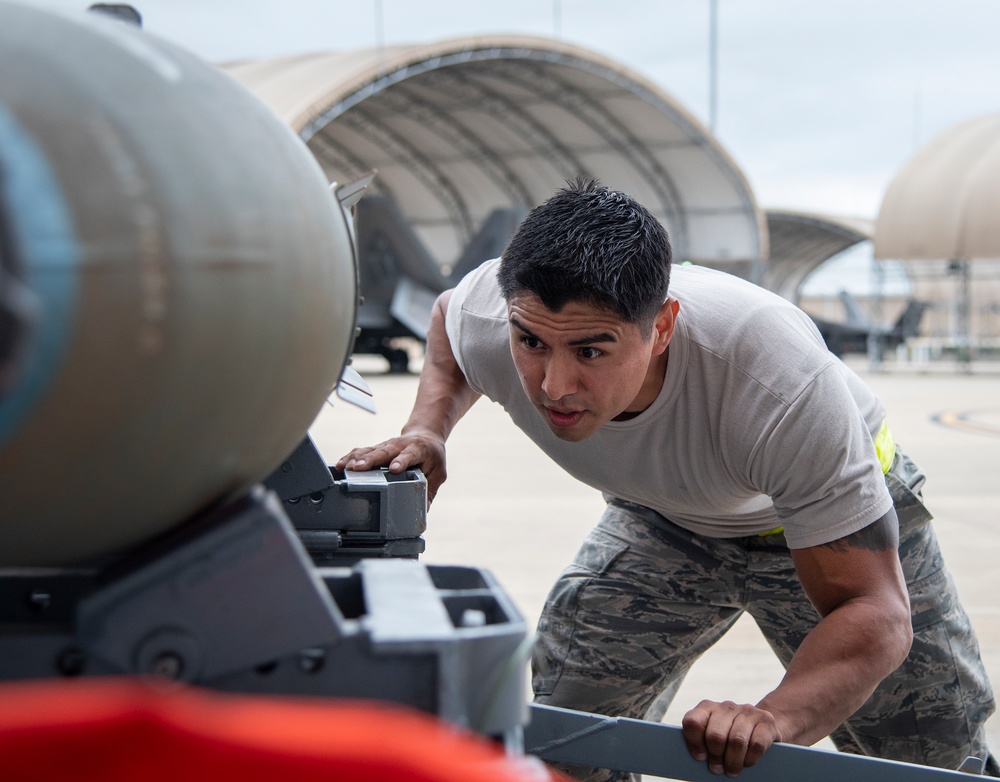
[[875, 113, 1000, 261], [223, 35, 766, 271], [762, 210, 871, 301]]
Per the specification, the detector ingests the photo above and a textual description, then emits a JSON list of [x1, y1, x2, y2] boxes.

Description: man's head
[[497, 177, 672, 333], [497, 180, 678, 442]]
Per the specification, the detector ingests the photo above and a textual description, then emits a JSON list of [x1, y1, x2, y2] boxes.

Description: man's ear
[[650, 297, 679, 356]]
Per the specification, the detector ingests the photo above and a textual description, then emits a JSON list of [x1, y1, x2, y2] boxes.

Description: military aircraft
[[810, 290, 930, 356]]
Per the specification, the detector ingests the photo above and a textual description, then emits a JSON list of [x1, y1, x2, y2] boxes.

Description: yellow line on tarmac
[[933, 409, 1000, 438]]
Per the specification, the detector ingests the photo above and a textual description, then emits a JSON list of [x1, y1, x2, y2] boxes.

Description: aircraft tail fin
[[838, 290, 871, 327], [356, 196, 451, 295], [893, 300, 929, 337], [449, 206, 529, 283]]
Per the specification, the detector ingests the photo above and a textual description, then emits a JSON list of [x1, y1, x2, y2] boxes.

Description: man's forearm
[[761, 512, 913, 746], [401, 290, 480, 442], [756, 592, 912, 746]]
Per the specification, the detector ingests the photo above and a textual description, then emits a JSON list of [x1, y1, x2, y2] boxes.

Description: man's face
[[506, 292, 677, 442]]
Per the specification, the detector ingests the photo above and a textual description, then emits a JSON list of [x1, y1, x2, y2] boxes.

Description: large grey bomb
[[0, 2, 358, 565]]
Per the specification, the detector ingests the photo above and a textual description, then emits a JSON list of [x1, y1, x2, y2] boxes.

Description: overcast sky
[[27, 0, 1000, 221]]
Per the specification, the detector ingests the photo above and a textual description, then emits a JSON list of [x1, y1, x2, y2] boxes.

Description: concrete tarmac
[[309, 354, 1000, 773]]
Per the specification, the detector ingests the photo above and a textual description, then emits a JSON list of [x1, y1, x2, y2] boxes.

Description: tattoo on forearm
[[821, 511, 899, 553]]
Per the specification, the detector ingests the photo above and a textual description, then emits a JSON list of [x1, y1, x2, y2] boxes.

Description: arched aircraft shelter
[[224, 35, 767, 275], [874, 113, 1000, 356], [764, 210, 872, 302]]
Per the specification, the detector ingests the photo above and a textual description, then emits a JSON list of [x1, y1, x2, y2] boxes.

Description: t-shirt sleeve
[[749, 363, 893, 549], [444, 259, 511, 401]]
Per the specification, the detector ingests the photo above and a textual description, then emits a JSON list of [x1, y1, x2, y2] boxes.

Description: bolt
[[149, 652, 183, 679], [460, 609, 488, 628], [298, 648, 325, 674]]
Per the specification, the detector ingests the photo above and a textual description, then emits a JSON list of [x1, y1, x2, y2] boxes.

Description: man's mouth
[[544, 406, 584, 428]]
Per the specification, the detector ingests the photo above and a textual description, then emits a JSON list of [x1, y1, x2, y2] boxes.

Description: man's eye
[[523, 336, 541, 349], [579, 347, 601, 359]]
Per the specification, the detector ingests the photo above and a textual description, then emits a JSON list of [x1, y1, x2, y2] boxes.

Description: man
[[338, 180, 995, 779]]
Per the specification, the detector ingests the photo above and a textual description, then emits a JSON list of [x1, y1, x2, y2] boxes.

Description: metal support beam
[[525, 703, 981, 781]]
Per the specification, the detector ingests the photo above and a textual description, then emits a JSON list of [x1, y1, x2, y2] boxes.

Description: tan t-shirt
[[446, 259, 892, 549]]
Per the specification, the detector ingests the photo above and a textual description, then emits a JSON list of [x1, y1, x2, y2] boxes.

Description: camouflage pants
[[532, 449, 996, 781]]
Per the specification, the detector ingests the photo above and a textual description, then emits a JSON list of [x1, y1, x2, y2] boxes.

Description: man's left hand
[[681, 699, 781, 776]]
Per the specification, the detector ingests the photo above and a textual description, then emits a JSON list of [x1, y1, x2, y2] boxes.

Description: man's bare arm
[[336, 290, 481, 503], [681, 508, 912, 775]]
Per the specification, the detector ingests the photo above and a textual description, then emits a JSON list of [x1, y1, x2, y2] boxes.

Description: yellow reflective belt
[[873, 420, 896, 475], [758, 421, 896, 536]]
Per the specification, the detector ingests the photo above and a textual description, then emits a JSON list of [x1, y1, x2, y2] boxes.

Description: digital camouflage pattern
[[532, 448, 997, 781]]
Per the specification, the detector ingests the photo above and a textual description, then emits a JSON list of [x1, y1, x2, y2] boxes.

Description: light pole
[[709, 0, 718, 133]]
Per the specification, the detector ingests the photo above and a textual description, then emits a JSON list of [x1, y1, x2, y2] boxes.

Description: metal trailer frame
[[525, 703, 985, 780]]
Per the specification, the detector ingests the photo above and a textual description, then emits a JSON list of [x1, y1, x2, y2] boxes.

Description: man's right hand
[[336, 431, 448, 505], [334, 289, 479, 509]]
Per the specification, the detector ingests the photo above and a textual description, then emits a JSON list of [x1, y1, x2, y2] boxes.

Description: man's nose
[[541, 354, 578, 400]]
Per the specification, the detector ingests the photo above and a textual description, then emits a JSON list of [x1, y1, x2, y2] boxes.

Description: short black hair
[[498, 178, 671, 332]]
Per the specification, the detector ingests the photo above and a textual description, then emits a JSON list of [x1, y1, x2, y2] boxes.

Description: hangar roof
[[223, 35, 766, 270], [763, 210, 871, 301], [875, 113, 1000, 261]]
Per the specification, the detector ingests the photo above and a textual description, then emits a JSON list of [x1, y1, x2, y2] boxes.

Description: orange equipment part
[[0, 679, 563, 782]]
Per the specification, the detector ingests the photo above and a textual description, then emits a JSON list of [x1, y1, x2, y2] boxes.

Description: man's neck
[[614, 346, 670, 421]]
